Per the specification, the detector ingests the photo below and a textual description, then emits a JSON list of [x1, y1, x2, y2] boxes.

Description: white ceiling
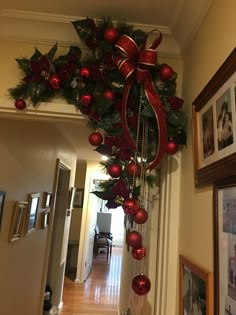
[[0, 0, 213, 162]]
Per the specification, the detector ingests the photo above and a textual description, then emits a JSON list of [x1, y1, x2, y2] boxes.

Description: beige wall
[[180, 0, 236, 309], [0, 117, 77, 315]]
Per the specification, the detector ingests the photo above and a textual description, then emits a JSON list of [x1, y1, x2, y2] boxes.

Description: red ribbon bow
[[113, 32, 168, 170]]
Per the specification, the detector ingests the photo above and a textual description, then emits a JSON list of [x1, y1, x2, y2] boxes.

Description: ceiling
[[0, 0, 212, 162]]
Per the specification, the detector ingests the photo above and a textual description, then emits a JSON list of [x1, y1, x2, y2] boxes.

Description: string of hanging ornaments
[[9, 17, 186, 296]]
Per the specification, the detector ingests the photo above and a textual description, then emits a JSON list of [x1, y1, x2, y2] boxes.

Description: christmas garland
[[9, 17, 186, 296]]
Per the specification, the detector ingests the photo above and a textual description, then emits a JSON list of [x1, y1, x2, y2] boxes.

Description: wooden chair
[[94, 225, 113, 261]]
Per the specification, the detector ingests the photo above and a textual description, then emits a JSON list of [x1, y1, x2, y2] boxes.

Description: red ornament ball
[[132, 246, 146, 260], [122, 198, 139, 215], [80, 94, 92, 106], [15, 98, 26, 110], [88, 132, 103, 146], [107, 163, 122, 178], [103, 90, 114, 100], [132, 274, 151, 295], [166, 139, 179, 155], [127, 230, 142, 248], [104, 28, 119, 43], [159, 65, 174, 81], [133, 208, 148, 224], [80, 67, 90, 78], [126, 162, 141, 177], [49, 74, 60, 89]]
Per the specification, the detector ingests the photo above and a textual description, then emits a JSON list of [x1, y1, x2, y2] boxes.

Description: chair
[[94, 225, 113, 261]]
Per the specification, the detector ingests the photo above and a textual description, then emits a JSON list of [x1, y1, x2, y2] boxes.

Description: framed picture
[[42, 192, 52, 208], [73, 188, 84, 208], [180, 255, 213, 314], [26, 193, 40, 233], [213, 176, 236, 314], [8, 201, 28, 242], [41, 210, 49, 229], [68, 187, 76, 209], [0, 191, 6, 230], [192, 47, 236, 187]]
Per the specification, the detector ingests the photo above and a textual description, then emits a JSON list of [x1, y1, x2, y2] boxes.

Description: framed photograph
[[73, 188, 84, 208], [0, 191, 6, 230], [42, 192, 52, 208], [8, 201, 28, 242], [193, 47, 236, 187], [26, 193, 40, 233], [68, 187, 76, 209], [180, 255, 213, 314], [213, 176, 236, 314], [41, 210, 49, 229]]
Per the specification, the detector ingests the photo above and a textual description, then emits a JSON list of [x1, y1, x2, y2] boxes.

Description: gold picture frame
[[8, 201, 28, 242], [41, 210, 49, 229], [42, 192, 52, 208], [180, 255, 213, 314], [193, 47, 236, 187]]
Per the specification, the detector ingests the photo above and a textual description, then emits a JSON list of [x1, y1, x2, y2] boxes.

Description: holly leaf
[[91, 190, 115, 200], [30, 47, 43, 61], [167, 109, 186, 128], [47, 43, 58, 61], [27, 81, 48, 105], [15, 58, 30, 73]]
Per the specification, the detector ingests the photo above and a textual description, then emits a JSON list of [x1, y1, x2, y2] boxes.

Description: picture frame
[[8, 201, 28, 242], [213, 176, 236, 314], [73, 188, 84, 208], [41, 210, 49, 229], [25, 193, 40, 233], [68, 187, 76, 209], [0, 191, 6, 230], [42, 192, 52, 208], [192, 47, 236, 187], [180, 255, 213, 314]]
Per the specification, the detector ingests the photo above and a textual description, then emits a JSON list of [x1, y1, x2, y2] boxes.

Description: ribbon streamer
[[114, 31, 167, 170]]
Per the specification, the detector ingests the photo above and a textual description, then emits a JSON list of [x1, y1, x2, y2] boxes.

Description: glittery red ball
[[15, 99, 26, 110], [131, 246, 146, 260], [80, 67, 90, 78], [127, 230, 142, 248], [88, 132, 103, 146], [104, 28, 119, 43], [80, 94, 92, 106], [122, 198, 139, 215], [126, 162, 141, 177], [132, 274, 151, 295], [166, 139, 179, 155], [159, 65, 174, 81], [107, 163, 122, 178], [103, 90, 114, 100], [133, 208, 148, 224], [49, 74, 60, 89]]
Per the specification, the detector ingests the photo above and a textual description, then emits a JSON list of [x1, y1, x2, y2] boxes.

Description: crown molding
[[0, 9, 182, 58]]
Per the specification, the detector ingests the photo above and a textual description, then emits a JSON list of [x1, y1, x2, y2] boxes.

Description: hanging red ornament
[[159, 64, 174, 81], [107, 163, 122, 178], [88, 132, 103, 146], [131, 246, 146, 260], [103, 90, 114, 100], [166, 139, 179, 155], [133, 208, 148, 224], [80, 94, 92, 106], [15, 98, 26, 110], [104, 28, 119, 43], [126, 162, 141, 177], [127, 230, 142, 248], [132, 274, 151, 295], [49, 74, 60, 89], [122, 198, 139, 215], [80, 67, 90, 78]]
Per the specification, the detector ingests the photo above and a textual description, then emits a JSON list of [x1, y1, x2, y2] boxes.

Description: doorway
[[45, 159, 71, 313]]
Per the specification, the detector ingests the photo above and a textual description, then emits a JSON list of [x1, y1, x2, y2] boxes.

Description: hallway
[[59, 247, 122, 315]]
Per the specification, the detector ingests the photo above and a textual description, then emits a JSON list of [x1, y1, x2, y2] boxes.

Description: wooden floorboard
[[59, 247, 122, 315]]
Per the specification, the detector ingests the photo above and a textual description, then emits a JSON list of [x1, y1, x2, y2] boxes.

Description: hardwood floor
[[59, 247, 122, 315]]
